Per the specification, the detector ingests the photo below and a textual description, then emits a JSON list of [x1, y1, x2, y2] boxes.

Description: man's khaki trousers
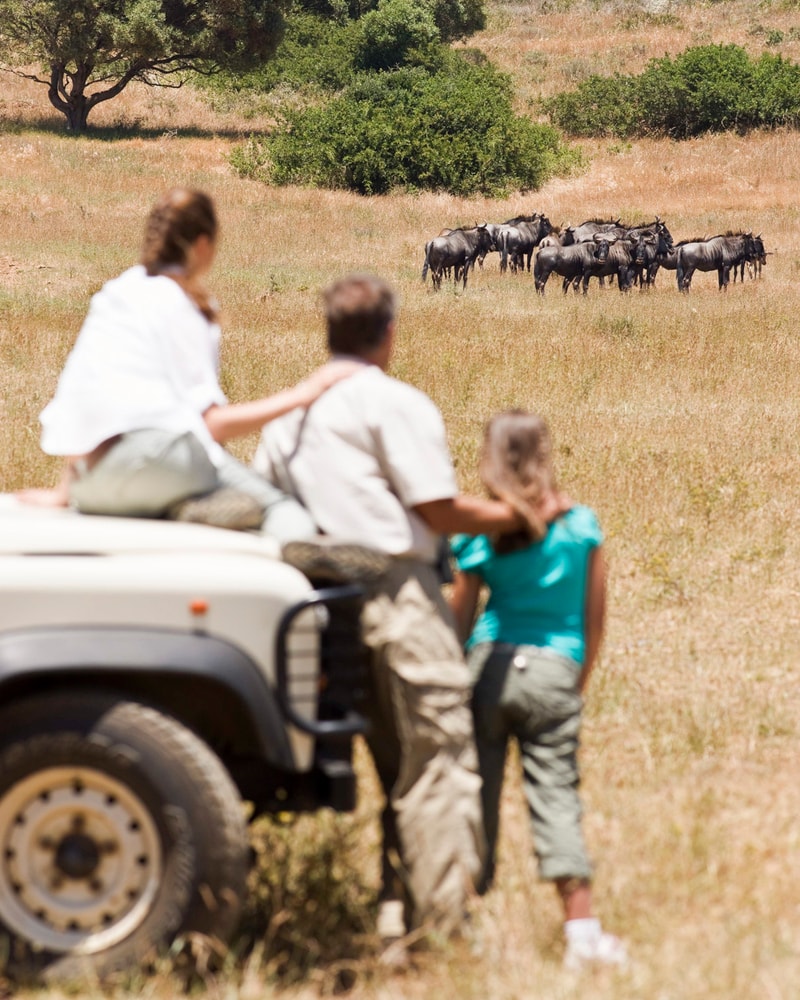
[[360, 558, 485, 934]]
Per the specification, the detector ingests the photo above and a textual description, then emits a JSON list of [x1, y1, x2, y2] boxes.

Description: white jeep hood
[[0, 494, 282, 559]]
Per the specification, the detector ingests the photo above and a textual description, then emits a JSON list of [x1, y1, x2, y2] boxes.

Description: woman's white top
[[40, 265, 227, 462]]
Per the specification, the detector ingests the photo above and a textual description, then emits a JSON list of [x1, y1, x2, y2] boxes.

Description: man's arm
[[413, 495, 523, 536], [414, 490, 573, 537]]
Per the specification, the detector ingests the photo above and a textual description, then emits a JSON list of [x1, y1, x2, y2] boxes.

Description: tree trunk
[[64, 98, 90, 132], [48, 63, 92, 132]]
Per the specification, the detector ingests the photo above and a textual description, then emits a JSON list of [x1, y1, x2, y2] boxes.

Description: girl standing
[[449, 410, 627, 971]]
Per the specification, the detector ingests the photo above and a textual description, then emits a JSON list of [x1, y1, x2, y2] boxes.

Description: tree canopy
[[0, 0, 287, 130]]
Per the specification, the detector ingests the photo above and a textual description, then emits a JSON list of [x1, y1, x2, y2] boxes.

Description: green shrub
[[428, 0, 486, 41], [232, 58, 580, 195], [546, 43, 800, 138], [752, 52, 800, 126], [354, 0, 440, 71], [544, 73, 639, 137], [648, 44, 758, 137], [299, 0, 484, 40], [203, 0, 485, 98], [217, 13, 360, 94]]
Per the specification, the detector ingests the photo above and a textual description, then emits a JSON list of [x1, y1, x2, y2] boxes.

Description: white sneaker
[[564, 930, 628, 971], [376, 900, 406, 942], [376, 900, 409, 969]]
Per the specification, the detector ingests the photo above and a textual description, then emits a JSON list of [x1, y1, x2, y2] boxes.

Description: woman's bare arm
[[203, 359, 363, 443]]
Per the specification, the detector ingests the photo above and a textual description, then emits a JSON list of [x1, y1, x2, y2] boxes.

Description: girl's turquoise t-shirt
[[451, 505, 603, 665]]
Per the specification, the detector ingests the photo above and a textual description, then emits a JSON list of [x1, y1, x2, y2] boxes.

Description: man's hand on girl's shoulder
[[543, 492, 574, 523]]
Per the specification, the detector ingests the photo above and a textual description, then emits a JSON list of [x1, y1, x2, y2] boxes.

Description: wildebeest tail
[[422, 242, 431, 282]]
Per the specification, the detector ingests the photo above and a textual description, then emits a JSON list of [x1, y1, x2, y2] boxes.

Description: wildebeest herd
[[421, 214, 768, 294]]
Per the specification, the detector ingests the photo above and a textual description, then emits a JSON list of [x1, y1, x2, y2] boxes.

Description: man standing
[[253, 274, 525, 943]]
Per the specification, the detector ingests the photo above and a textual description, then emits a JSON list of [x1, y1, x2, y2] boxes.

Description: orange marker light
[[189, 598, 209, 616]]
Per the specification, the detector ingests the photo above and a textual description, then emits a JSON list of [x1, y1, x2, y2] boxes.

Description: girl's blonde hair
[[480, 409, 557, 545], [140, 188, 219, 321]]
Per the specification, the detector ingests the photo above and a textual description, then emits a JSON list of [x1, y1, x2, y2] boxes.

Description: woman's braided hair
[[140, 188, 219, 321], [480, 409, 557, 551]]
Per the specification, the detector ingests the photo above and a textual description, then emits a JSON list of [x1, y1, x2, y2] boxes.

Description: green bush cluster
[[215, 0, 483, 95], [354, 0, 440, 71], [215, 12, 361, 94], [546, 43, 800, 138], [232, 57, 579, 195], [225, 0, 577, 195], [300, 0, 484, 41]]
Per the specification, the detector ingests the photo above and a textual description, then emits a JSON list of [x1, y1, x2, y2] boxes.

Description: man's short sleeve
[[373, 382, 457, 506]]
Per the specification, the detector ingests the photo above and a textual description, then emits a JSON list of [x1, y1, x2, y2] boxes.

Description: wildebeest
[[498, 214, 552, 273], [676, 232, 757, 292], [422, 224, 495, 290], [537, 230, 566, 249], [734, 233, 766, 281], [561, 218, 626, 246], [581, 235, 647, 293], [627, 222, 674, 288], [655, 238, 697, 278], [534, 241, 603, 295]]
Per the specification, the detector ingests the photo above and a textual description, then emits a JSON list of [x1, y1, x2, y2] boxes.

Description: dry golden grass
[[3, 3, 800, 995]]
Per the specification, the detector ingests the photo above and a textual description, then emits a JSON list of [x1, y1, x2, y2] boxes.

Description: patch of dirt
[[0, 256, 24, 283]]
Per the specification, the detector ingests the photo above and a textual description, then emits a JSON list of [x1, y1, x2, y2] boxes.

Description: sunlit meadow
[[2, 2, 800, 996]]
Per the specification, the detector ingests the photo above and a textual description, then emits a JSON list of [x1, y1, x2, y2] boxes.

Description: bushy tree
[[546, 43, 800, 139], [231, 58, 579, 195], [221, 12, 361, 94], [427, 0, 485, 42], [354, 0, 440, 71], [639, 44, 758, 137], [288, 0, 484, 42], [0, 0, 286, 131]]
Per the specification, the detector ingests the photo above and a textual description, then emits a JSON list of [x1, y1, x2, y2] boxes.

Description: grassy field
[[3, 1, 800, 996]]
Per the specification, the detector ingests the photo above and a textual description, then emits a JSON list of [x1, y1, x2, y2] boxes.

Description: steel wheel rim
[[0, 766, 163, 954]]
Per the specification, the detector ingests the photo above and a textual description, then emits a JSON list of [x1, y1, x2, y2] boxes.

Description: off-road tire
[[0, 691, 249, 983]]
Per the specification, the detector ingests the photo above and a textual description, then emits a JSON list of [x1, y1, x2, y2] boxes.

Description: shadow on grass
[[0, 113, 264, 141]]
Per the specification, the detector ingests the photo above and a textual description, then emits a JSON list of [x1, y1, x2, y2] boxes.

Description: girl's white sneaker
[[564, 930, 628, 971]]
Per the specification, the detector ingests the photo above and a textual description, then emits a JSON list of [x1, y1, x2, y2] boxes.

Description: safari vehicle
[[0, 495, 368, 981]]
